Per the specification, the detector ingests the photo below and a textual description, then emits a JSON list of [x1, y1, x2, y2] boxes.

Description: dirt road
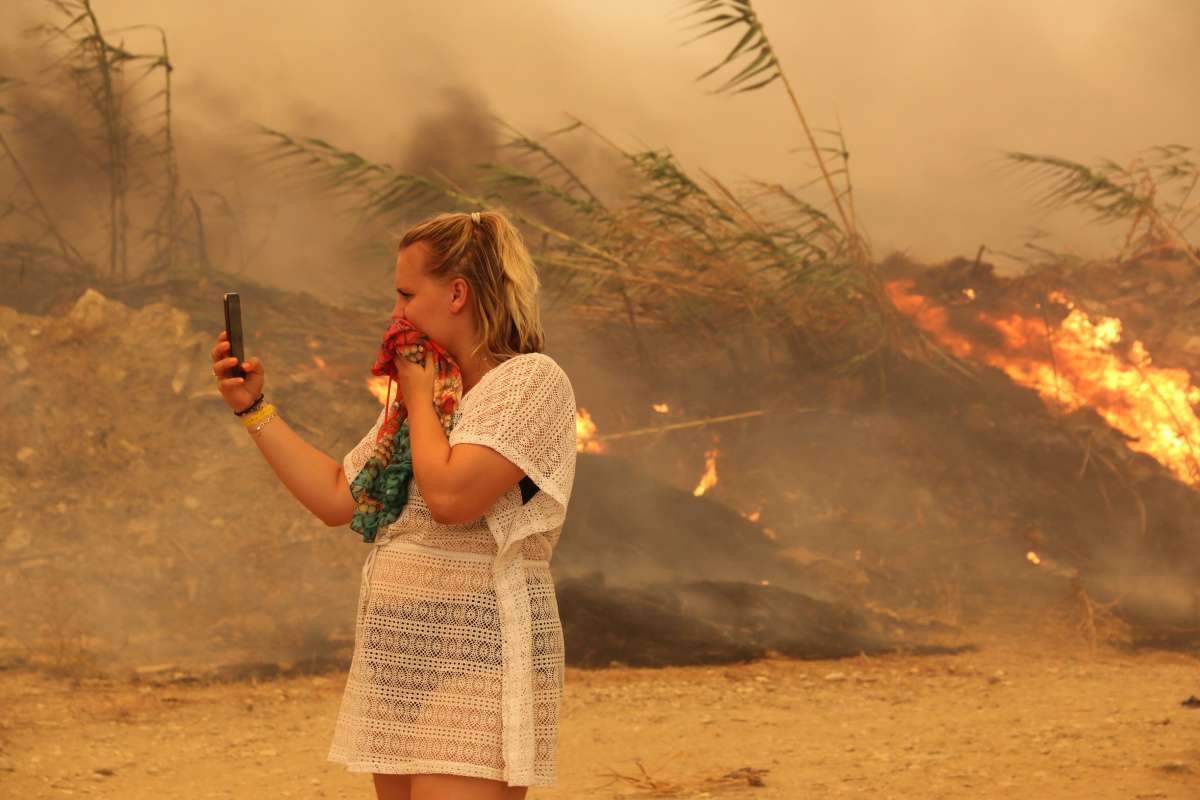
[[2, 629, 1198, 799]]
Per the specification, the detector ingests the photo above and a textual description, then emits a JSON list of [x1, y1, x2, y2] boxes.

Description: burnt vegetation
[[2, 0, 1199, 678]]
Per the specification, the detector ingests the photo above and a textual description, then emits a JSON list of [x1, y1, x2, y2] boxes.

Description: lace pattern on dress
[[329, 352, 576, 787]]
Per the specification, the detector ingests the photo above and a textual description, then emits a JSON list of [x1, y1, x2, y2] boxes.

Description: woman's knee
[[410, 773, 527, 800], [372, 772, 412, 800]]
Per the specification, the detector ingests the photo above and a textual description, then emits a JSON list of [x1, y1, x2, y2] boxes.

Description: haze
[[3, 0, 1197, 287]]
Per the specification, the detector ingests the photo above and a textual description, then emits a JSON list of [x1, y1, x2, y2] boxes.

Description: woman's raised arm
[[211, 328, 356, 527]]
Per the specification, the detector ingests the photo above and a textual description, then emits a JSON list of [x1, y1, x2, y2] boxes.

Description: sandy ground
[[1, 628, 1198, 800]]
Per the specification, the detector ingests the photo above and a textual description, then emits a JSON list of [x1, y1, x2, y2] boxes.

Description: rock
[[6, 343, 28, 373], [171, 362, 189, 395], [4, 527, 31, 552], [133, 663, 179, 678], [51, 288, 129, 343], [824, 671, 847, 682]]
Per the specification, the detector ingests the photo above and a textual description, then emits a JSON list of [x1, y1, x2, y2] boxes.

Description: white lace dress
[[327, 352, 578, 787]]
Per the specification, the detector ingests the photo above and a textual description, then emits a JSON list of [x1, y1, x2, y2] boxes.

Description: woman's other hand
[[394, 344, 436, 407], [210, 329, 265, 413]]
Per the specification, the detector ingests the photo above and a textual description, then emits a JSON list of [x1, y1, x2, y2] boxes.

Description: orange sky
[[2, 0, 1198, 285]]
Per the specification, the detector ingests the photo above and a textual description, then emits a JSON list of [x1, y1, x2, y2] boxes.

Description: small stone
[[7, 344, 28, 373], [824, 672, 846, 682], [4, 527, 31, 552], [94, 767, 115, 777]]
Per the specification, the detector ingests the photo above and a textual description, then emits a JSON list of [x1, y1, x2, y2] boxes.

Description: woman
[[210, 210, 578, 799]]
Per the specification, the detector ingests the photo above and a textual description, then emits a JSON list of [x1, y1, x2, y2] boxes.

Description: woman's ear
[[448, 277, 470, 313]]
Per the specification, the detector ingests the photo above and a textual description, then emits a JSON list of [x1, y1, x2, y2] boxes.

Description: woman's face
[[391, 241, 469, 349]]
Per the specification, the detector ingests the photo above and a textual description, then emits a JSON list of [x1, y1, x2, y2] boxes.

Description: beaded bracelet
[[242, 402, 276, 430], [234, 392, 266, 417]]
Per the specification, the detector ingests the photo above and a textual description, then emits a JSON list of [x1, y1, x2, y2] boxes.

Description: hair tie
[[470, 211, 481, 225]]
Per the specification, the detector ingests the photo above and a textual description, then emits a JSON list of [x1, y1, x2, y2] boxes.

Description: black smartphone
[[223, 292, 246, 379]]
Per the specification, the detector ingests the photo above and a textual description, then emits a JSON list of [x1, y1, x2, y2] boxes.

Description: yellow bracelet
[[242, 402, 276, 429]]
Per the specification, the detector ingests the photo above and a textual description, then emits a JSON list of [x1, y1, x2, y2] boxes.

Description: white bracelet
[[250, 411, 278, 435]]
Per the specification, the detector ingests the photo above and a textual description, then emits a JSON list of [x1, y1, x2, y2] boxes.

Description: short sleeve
[[341, 403, 390, 486], [449, 353, 578, 553]]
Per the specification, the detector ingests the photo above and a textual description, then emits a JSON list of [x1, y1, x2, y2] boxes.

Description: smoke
[[4, 0, 1197, 289]]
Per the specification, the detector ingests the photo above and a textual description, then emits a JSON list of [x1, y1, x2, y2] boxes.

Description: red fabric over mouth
[[368, 316, 462, 443]]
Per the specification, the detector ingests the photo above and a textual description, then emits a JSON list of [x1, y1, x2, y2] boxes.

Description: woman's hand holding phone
[[210, 329, 265, 413]]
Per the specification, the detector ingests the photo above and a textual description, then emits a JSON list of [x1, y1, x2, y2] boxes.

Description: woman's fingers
[[212, 332, 261, 385], [212, 356, 235, 374]]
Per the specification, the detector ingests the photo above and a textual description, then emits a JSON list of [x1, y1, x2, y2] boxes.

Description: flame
[[576, 408, 605, 453], [652, 403, 670, 414], [1027, 551, 1041, 565], [740, 506, 775, 538], [693, 448, 720, 496], [313, 355, 327, 371], [362, 387, 610, 459], [307, 336, 321, 349], [963, 287, 976, 300], [887, 278, 1200, 485], [366, 375, 392, 406]]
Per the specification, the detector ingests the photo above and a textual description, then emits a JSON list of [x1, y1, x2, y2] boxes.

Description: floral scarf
[[348, 317, 463, 543]]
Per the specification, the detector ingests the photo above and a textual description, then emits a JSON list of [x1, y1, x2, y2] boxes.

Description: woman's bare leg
[[411, 774, 528, 800], [372, 773, 413, 800]]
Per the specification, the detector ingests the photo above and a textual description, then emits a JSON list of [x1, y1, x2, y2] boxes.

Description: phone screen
[[223, 292, 246, 379]]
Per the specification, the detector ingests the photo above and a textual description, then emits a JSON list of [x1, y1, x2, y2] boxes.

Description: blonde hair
[[397, 210, 545, 362]]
